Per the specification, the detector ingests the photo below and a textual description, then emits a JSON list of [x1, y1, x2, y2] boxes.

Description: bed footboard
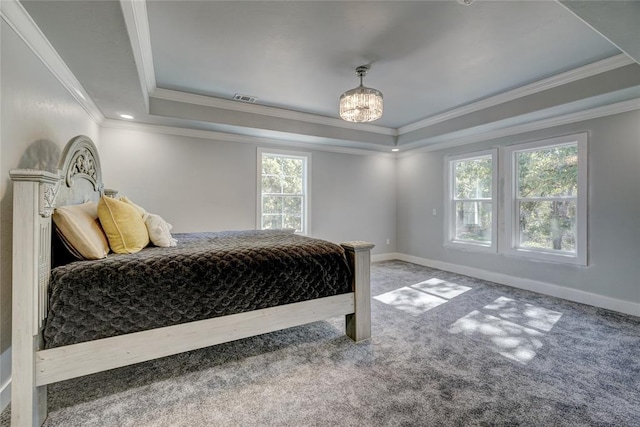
[[341, 241, 375, 342]]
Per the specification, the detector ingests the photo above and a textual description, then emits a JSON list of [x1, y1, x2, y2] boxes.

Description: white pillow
[[145, 214, 177, 247]]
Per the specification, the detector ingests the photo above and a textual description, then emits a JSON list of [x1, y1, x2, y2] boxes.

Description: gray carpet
[[2, 260, 639, 426]]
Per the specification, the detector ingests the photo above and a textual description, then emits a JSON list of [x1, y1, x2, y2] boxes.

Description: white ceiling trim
[[119, 0, 154, 110], [103, 96, 640, 159], [152, 88, 397, 136], [119, 0, 395, 137], [398, 53, 635, 135], [121, 0, 634, 143], [398, 97, 640, 155], [0, 0, 104, 125], [101, 119, 396, 158]]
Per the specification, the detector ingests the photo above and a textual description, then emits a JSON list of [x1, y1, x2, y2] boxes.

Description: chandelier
[[339, 65, 383, 123]]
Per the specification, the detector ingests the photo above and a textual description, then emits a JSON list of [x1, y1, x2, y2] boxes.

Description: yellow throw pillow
[[97, 196, 150, 254], [52, 202, 110, 260], [120, 196, 148, 219]]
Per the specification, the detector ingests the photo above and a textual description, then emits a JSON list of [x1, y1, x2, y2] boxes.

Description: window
[[257, 148, 310, 235], [504, 133, 587, 265], [445, 149, 497, 252]]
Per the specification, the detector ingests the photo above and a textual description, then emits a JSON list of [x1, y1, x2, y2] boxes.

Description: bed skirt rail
[[35, 293, 355, 386]]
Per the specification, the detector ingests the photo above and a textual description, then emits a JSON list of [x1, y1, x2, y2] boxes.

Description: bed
[[9, 135, 373, 427]]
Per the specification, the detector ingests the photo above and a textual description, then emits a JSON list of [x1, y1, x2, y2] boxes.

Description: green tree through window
[[516, 144, 578, 252], [446, 149, 497, 252], [453, 156, 493, 243], [447, 133, 586, 265], [504, 133, 587, 265], [259, 150, 308, 234]]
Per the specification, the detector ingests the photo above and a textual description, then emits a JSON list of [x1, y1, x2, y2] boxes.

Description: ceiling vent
[[233, 93, 258, 103]]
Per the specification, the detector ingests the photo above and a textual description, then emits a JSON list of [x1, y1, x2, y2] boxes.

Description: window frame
[[444, 148, 498, 253], [256, 147, 311, 235], [503, 133, 587, 265]]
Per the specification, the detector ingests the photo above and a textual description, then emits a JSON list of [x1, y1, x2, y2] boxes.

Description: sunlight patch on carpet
[[373, 278, 472, 316], [412, 278, 472, 299], [374, 287, 448, 316], [448, 297, 563, 364], [449, 310, 544, 364], [483, 296, 562, 332]]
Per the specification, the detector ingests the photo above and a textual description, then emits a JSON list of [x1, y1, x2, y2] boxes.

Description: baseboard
[[371, 252, 401, 263], [0, 347, 11, 412], [385, 253, 640, 317]]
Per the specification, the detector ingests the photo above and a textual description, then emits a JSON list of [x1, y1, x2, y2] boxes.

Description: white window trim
[[444, 149, 498, 253], [502, 133, 587, 265], [256, 147, 312, 235]]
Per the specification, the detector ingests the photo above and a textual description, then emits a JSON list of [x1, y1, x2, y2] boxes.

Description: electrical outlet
[[386, 239, 390, 245], [432, 208, 437, 216]]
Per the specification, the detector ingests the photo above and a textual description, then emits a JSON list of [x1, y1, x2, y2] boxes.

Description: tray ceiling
[[16, 0, 640, 152]]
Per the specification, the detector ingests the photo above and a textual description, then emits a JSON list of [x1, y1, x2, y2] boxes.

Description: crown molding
[[0, 0, 104, 125], [397, 98, 640, 156], [101, 119, 396, 158], [398, 54, 635, 135], [121, 0, 633, 141], [120, 0, 155, 110], [152, 88, 397, 136], [8, 0, 635, 157], [108, 98, 639, 159], [151, 53, 632, 139], [120, 0, 396, 137]]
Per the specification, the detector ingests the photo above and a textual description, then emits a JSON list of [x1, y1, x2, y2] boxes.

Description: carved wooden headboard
[[9, 135, 103, 334], [55, 135, 104, 207]]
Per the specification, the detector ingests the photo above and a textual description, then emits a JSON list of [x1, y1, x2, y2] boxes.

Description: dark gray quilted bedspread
[[44, 230, 352, 348]]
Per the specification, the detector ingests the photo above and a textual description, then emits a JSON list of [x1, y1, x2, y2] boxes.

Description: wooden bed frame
[[9, 135, 373, 427]]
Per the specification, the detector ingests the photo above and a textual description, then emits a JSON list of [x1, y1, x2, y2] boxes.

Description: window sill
[[444, 240, 497, 254], [503, 248, 587, 266]]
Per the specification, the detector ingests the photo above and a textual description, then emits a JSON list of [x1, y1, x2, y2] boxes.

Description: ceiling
[[16, 0, 640, 152]]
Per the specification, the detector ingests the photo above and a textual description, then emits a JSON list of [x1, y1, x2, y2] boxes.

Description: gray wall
[[397, 110, 640, 306], [1, 8, 639, 414], [0, 20, 99, 409], [99, 127, 397, 254]]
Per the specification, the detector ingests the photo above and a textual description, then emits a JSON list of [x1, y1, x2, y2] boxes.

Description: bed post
[[340, 241, 374, 342], [10, 170, 60, 427]]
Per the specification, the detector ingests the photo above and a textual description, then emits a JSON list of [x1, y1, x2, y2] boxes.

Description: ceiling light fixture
[[120, 114, 134, 120], [339, 65, 383, 123]]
